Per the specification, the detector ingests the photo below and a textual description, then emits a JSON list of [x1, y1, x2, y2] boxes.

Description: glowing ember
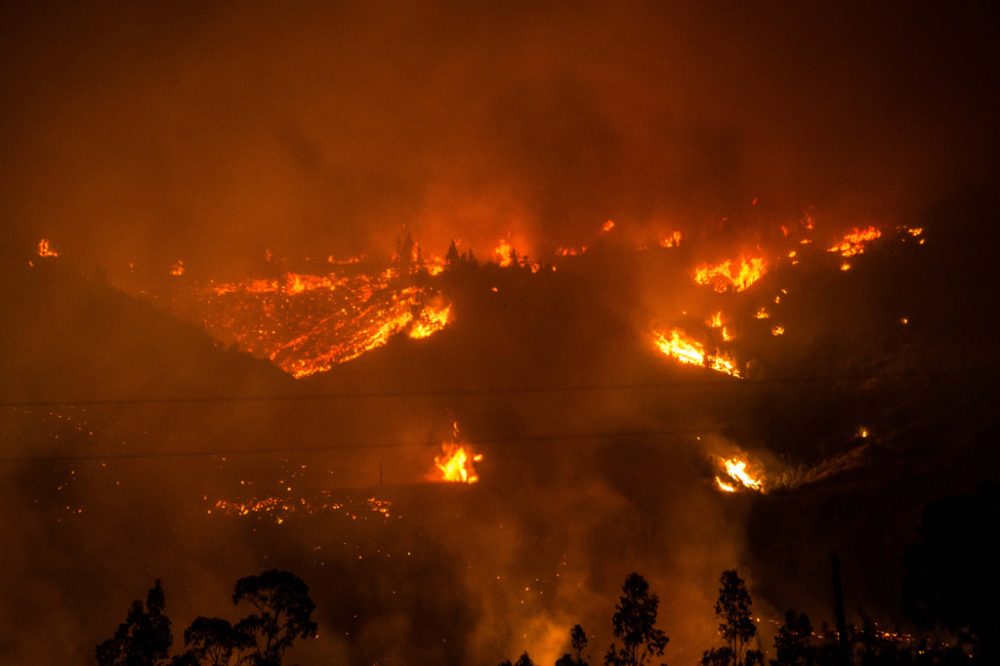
[[37, 238, 59, 257], [828, 226, 882, 257], [556, 246, 588, 257], [771, 326, 785, 336], [177, 261, 453, 378], [170, 260, 185, 277], [715, 456, 765, 493], [840, 262, 852, 271], [754, 307, 769, 319], [601, 220, 616, 233], [652, 329, 741, 378], [694, 256, 766, 292]]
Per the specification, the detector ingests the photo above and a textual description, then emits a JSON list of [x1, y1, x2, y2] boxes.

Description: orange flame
[[715, 456, 765, 493], [694, 256, 766, 292], [409, 302, 451, 340], [37, 238, 59, 257], [431, 443, 483, 484], [170, 260, 185, 277], [828, 226, 882, 257], [601, 220, 616, 233], [653, 329, 741, 378], [659, 231, 682, 248], [495, 238, 515, 267]]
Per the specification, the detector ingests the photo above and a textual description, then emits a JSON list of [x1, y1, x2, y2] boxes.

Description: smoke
[[2, 1, 995, 274]]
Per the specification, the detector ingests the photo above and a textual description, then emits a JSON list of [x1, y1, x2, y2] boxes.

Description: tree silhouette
[[232, 569, 318, 666], [770, 610, 814, 666], [96, 580, 173, 666], [701, 570, 763, 666], [176, 616, 252, 666], [499, 651, 536, 666], [604, 572, 669, 666], [556, 624, 590, 666]]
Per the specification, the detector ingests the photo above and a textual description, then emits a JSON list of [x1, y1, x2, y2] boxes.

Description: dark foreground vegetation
[[98, 484, 997, 666]]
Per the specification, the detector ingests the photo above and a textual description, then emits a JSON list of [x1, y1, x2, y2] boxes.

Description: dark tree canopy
[[499, 651, 536, 666], [232, 569, 318, 666], [557, 624, 590, 666], [702, 570, 763, 666], [96, 580, 173, 666], [903, 483, 1000, 663], [604, 572, 669, 666], [770, 610, 813, 666], [179, 616, 253, 666]]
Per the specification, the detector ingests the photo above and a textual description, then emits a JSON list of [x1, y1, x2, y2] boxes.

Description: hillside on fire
[[2, 2, 999, 665]]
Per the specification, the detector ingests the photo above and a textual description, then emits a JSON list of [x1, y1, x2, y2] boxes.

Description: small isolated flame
[[170, 260, 185, 277], [495, 238, 516, 267], [652, 329, 741, 378], [707, 311, 734, 341], [556, 246, 588, 257], [754, 307, 769, 320], [431, 443, 483, 484], [771, 326, 785, 336], [828, 226, 882, 257], [660, 231, 682, 248], [715, 456, 765, 493], [37, 238, 59, 257], [601, 220, 616, 233], [694, 256, 766, 292]]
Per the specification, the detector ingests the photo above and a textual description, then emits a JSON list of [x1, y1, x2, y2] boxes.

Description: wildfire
[[37, 238, 59, 257], [652, 329, 741, 378], [694, 256, 766, 292], [556, 246, 588, 257], [828, 226, 882, 257], [771, 326, 785, 336], [714, 456, 765, 493], [601, 220, 616, 233], [170, 260, 185, 277]]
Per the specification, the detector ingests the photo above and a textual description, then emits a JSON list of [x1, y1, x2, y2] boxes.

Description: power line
[[0, 412, 983, 466], [0, 367, 984, 410]]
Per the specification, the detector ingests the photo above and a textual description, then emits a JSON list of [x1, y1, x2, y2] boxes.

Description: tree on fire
[[604, 572, 669, 666], [556, 624, 590, 666], [96, 580, 173, 666], [701, 570, 763, 666]]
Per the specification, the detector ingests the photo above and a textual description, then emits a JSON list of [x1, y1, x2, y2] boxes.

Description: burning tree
[[604, 573, 669, 666], [701, 570, 763, 666]]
